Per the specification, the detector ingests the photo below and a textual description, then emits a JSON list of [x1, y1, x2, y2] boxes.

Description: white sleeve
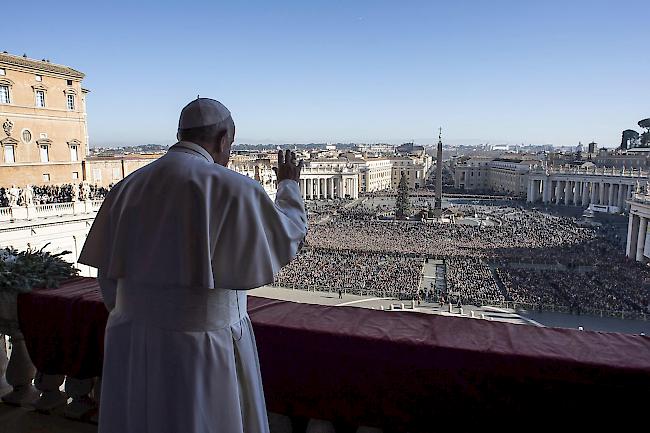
[[274, 179, 308, 238]]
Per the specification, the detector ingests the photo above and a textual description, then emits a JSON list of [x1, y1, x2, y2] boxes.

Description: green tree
[[395, 173, 411, 220]]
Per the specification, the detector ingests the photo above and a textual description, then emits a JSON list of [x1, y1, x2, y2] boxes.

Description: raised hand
[[273, 149, 304, 183]]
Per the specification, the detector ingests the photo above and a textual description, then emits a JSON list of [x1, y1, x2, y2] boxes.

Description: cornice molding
[[0, 136, 19, 146], [36, 138, 52, 146]]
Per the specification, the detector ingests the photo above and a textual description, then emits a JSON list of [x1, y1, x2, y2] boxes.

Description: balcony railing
[[530, 166, 649, 177], [0, 200, 103, 223], [1, 277, 650, 431]]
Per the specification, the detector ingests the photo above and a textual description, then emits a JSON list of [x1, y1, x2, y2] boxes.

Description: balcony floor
[[0, 404, 96, 433]]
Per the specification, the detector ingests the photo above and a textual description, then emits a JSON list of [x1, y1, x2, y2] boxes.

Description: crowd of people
[[274, 248, 422, 300], [294, 200, 650, 317], [0, 183, 110, 207], [446, 257, 505, 306]]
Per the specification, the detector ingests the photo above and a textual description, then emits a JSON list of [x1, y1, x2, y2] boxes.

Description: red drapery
[[17, 277, 650, 430]]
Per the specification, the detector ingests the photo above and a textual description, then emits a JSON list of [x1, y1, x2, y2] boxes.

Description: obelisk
[[434, 127, 443, 216]]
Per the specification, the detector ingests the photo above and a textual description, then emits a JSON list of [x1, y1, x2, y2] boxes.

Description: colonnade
[[298, 176, 359, 200], [626, 211, 650, 262], [527, 177, 636, 210]]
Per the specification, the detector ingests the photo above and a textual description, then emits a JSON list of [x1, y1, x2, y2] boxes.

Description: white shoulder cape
[[78, 143, 307, 290]]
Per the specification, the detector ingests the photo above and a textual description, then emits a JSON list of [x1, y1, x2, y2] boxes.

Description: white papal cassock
[[78, 141, 307, 433]]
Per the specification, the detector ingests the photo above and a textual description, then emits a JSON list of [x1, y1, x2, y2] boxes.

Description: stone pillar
[[308, 178, 313, 199], [329, 178, 334, 199], [599, 182, 605, 205], [618, 184, 625, 209], [636, 216, 648, 262], [581, 182, 589, 207], [317, 177, 322, 199], [590, 182, 596, 205], [627, 213, 639, 258], [555, 181, 562, 205], [608, 182, 614, 207], [542, 179, 550, 203], [527, 180, 534, 203], [573, 181, 580, 206], [565, 181, 572, 205]]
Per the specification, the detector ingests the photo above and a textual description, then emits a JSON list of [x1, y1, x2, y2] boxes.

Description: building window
[[112, 167, 121, 180], [42, 173, 50, 182], [70, 145, 78, 161], [21, 129, 32, 144], [36, 90, 46, 107], [92, 168, 102, 182], [0, 85, 9, 104], [4, 145, 15, 163], [67, 79, 73, 86], [0, 68, 5, 75], [72, 172, 79, 180], [40, 145, 49, 162], [35, 75, 42, 82], [67, 94, 75, 110]]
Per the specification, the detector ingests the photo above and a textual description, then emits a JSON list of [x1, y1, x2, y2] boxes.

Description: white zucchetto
[[178, 98, 232, 129]]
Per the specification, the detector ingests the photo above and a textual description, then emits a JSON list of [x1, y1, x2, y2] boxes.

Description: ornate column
[[555, 181, 562, 205], [329, 178, 334, 199], [315, 177, 321, 199], [636, 216, 648, 262], [573, 181, 580, 206]]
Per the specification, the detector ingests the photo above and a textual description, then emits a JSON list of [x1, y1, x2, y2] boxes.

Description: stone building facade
[[0, 53, 89, 186]]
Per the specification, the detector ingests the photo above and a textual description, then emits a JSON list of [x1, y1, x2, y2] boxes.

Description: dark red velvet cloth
[[18, 277, 650, 430]]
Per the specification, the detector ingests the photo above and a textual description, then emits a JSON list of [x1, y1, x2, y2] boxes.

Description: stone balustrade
[[530, 166, 649, 177], [0, 200, 103, 223]]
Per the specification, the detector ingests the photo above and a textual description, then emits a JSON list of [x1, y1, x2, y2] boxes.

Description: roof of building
[[0, 52, 85, 78]]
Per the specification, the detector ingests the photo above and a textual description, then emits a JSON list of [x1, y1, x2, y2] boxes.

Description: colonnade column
[[555, 181, 562, 205], [617, 184, 625, 209], [542, 179, 550, 203], [590, 182, 596, 205], [581, 182, 589, 207], [573, 181, 580, 206], [599, 182, 605, 205], [564, 181, 572, 205], [636, 216, 648, 262], [627, 214, 640, 258], [608, 183, 614, 207]]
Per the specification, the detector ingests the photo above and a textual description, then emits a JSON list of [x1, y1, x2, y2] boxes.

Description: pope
[[78, 98, 307, 433]]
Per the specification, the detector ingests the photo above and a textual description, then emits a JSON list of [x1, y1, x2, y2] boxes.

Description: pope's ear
[[218, 132, 230, 152]]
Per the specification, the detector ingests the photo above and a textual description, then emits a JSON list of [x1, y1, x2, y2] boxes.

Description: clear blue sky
[[3, 0, 649, 147]]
